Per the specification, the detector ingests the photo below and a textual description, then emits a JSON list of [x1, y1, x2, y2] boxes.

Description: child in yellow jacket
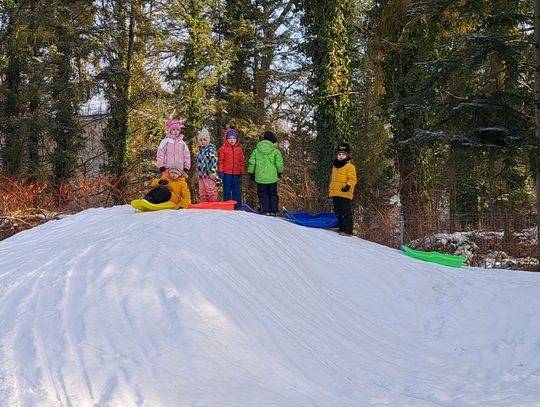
[[144, 162, 191, 208], [328, 143, 357, 235]]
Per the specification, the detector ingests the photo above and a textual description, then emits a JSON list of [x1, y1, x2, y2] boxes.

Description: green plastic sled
[[402, 245, 467, 268]]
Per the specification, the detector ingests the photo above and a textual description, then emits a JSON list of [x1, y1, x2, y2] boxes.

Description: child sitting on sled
[[328, 143, 357, 235], [144, 162, 191, 208]]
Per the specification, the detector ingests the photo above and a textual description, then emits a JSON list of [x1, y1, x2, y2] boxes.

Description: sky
[[0, 206, 539, 406]]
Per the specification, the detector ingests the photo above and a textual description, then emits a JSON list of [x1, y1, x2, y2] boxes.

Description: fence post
[[400, 213, 405, 249]]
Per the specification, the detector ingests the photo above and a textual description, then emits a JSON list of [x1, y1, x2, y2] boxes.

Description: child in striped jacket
[[196, 129, 218, 202]]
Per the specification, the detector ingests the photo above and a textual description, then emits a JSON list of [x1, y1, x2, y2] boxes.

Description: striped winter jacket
[[196, 144, 218, 178]]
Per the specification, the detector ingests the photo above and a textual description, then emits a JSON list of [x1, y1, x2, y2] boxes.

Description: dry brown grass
[[278, 172, 324, 213], [0, 175, 143, 241]]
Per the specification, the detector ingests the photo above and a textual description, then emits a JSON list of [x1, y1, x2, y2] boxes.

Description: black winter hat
[[336, 143, 351, 155], [263, 131, 277, 144]]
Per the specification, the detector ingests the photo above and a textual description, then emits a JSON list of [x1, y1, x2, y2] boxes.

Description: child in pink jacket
[[156, 120, 191, 174]]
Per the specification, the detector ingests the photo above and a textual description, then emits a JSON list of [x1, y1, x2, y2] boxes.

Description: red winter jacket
[[218, 129, 245, 175]]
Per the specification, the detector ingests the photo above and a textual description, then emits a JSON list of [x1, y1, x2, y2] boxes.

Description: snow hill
[[1, 206, 540, 407]]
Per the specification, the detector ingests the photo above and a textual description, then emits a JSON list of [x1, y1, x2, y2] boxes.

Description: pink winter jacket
[[156, 134, 191, 171]]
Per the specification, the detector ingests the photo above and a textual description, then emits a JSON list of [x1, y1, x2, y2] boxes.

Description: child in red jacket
[[218, 127, 245, 209]]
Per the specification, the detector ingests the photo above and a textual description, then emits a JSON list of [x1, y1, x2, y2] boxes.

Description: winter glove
[[159, 166, 166, 173], [158, 179, 169, 186], [325, 197, 333, 206], [249, 173, 256, 186], [218, 172, 224, 180], [277, 172, 282, 178], [341, 184, 351, 192]]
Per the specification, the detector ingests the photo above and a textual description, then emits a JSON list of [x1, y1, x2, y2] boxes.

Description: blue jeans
[[222, 174, 242, 209]]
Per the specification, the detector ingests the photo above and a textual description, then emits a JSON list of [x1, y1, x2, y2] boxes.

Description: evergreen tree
[[368, 0, 432, 224], [168, 0, 226, 142], [0, 0, 25, 175], [122, 2, 172, 173], [0, 1, 93, 180], [98, 0, 137, 181], [302, 0, 355, 190], [48, 1, 95, 182], [216, 0, 297, 137], [220, 0, 258, 130], [403, 0, 535, 218]]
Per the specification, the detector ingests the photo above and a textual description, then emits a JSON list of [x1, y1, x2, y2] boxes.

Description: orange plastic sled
[[188, 200, 237, 210]]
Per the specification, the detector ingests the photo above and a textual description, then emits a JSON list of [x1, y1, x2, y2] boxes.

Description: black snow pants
[[333, 196, 353, 234], [144, 187, 172, 204], [257, 182, 279, 214]]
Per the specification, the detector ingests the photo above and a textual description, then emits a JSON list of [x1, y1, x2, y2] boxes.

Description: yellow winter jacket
[[151, 174, 191, 208], [329, 160, 357, 200]]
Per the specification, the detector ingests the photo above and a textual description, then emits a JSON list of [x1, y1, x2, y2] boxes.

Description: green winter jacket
[[248, 140, 285, 184]]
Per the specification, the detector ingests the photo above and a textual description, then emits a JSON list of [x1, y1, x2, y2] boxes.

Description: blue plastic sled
[[283, 210, 339, 228]]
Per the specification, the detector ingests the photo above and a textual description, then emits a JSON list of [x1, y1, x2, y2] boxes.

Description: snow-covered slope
[[0, 206, 539, 406]]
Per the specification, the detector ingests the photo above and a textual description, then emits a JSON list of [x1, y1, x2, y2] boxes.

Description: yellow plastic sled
[[130, 198, 180, 212]]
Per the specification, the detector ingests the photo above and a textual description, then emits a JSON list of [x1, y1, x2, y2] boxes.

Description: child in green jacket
[[248, 131, 284, 216]]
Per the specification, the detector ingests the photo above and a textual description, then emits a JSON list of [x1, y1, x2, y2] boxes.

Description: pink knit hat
[[166, 120, 184, 132]]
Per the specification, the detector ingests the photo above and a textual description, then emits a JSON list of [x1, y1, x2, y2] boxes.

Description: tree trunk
[[253, 2, 273, 126], [1, 10, 23, 175], [103, 0, 137, 203], [303, 0, 354, 191], [51, 23, 80, 184], [254, 45, 273, 126]]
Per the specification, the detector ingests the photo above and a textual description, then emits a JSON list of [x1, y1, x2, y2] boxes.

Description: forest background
[[0, 0, 539, 269]]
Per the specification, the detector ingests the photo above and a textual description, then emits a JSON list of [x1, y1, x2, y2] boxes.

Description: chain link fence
[[356, 210, 538, 271]]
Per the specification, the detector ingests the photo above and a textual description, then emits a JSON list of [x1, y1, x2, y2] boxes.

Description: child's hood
[[255, 139, 276, 155], [222, 128, 240, 146]]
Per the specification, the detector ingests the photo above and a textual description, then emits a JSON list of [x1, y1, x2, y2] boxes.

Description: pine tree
[[302, 0, 355, 190], [220, 0, 258, 131], [98, 0, 137, 181], [48, 1, 94, 182], [168, 0, 226, 143], [368, 0, 434, 224], [0, 1, 30, 174], [0, 1, 93, 181], [403, 0, 535, 218]]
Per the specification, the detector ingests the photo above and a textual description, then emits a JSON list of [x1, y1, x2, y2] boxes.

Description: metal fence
[[356, 211, 538, 271]]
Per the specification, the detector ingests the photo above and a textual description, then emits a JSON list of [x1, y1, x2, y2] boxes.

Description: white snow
[[1, 206, 540, 406]]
